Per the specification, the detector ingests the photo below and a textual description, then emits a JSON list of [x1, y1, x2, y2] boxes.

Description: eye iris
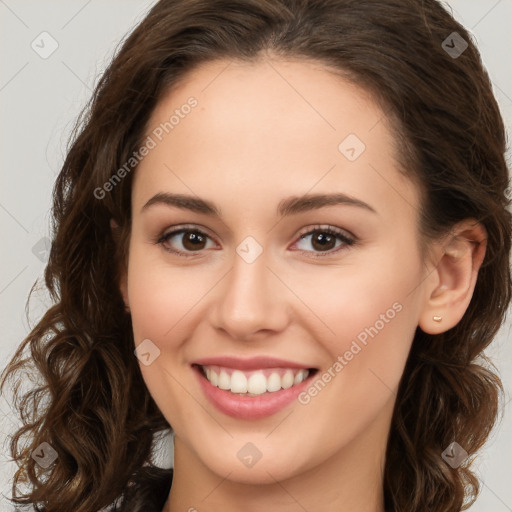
[[311, 231, 336, 251], [183, 232, 206, 251]]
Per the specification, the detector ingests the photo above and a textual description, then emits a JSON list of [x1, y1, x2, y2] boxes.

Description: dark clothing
[[116, 467, 173, 512]]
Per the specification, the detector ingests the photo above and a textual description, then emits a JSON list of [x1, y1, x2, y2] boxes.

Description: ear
[[110, 218, 130, 313], [418, 219, 487, 334]]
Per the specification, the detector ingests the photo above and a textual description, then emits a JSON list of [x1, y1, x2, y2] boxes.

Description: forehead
[[150, 57, 385, 145], [133, 57, 419, 222]]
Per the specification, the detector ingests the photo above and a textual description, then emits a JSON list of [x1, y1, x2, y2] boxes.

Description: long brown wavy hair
[[1, 0, 510, 511]]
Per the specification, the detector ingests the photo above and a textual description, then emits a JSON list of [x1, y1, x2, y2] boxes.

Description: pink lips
[[191, 356, 316, 420]]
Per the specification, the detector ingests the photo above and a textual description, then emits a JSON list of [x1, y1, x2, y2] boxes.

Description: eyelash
[[156, 224, 356, 259]]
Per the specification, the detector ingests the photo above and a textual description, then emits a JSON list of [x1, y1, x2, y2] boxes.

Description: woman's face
[[123, 58, 432, 485]]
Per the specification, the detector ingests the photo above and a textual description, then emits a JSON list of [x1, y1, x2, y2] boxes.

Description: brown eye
[[293, 226, 355, 257], [308, 231, 337, 251], [158, 227, 215, 256], [181, 231, 207, 251]]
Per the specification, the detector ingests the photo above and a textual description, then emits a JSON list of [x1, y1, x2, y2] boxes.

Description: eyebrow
[[141, 192, 377, 217]]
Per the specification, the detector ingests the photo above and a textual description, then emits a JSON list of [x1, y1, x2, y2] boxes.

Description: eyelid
[[159, 223, 216, 240], [294, 224, 355, 243]]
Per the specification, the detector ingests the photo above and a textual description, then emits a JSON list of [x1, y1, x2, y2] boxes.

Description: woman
[[1, 0, 510, 511]]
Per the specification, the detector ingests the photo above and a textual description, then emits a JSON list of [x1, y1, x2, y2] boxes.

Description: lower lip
[[192, 365, 316, 420]]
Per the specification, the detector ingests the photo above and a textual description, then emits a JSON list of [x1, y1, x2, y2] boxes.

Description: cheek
[[292, 243, 422, 418], [126, 246, 211, 342], [292, 244, 421, 356]]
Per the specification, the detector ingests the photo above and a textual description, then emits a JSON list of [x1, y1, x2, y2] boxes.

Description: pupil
[[313, 232, 334, 250], [184, 232, 205, 250]]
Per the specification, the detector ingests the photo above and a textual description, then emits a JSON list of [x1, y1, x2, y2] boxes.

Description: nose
[[208, 248, 290, 341]]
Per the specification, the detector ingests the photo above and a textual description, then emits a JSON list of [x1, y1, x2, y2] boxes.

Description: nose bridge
[[211, 243, 289, 339]]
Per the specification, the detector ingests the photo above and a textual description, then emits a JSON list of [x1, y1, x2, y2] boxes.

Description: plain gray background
[[1, 1, 511, 510]]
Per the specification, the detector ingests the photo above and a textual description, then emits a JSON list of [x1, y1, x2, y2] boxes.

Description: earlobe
[[418, 220, 487, 334]]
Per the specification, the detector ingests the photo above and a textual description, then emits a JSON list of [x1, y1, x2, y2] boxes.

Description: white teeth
[[294, 370, 305, 385], [281, 370, 294, 389], [231, 370, 247, 393], [248, 372, 267, 394], [218, 370, 230, 390], [266, 372, 282, 392], [202, 366, 310, 395]]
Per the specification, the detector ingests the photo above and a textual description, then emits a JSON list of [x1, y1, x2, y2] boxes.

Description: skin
[[118, 56, 486, 512]]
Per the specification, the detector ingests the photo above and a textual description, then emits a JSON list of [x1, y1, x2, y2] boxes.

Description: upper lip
[[191, 356, 314, 371]]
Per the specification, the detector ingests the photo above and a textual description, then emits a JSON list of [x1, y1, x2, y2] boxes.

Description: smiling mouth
[[193, 364, 319, 396]]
